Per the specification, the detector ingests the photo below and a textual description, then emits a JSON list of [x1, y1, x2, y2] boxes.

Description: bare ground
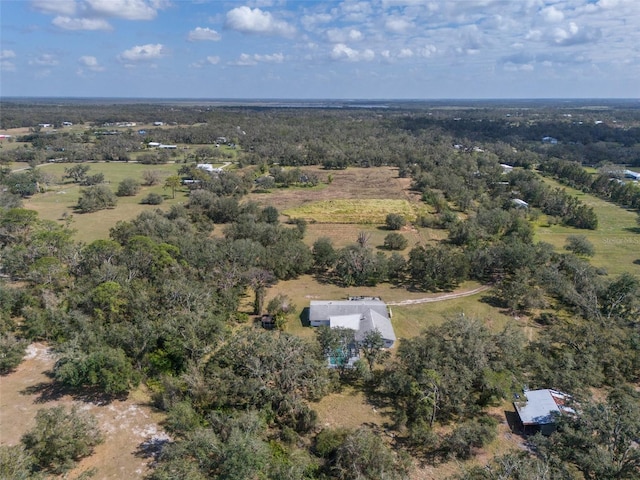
[[0, 343, 168, 479]]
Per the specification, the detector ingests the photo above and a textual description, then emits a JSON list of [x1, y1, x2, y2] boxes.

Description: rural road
[[386, 285, 491, 306]]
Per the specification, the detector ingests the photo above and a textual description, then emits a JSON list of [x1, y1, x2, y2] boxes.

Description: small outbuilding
[[514, 389, 574, 435]]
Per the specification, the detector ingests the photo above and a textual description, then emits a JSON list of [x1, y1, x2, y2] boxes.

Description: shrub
[[76, 185, 117, 213], [21, 406, 103, 474], [385, 213, 406, 230], [141, 193, 164, 205], [383, 232, 408, 250], [116, 178, 141, 197]]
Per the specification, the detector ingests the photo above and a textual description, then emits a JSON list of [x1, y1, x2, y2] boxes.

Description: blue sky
[[1, 0, 639, 99]]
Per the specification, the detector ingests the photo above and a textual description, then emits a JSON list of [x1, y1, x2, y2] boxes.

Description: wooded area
[[1, 100, 639, 479]]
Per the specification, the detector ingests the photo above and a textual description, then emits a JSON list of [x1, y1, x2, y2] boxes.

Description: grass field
[[20, 162, 189, 243], [284, 198, 420, 224], [535, 176, 640, 276]]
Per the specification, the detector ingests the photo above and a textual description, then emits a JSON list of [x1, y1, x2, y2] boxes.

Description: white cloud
[[0, 50, 16, 60], [52, 16, 112, 30], [330, 44, 374, 62], [230, 52, 284, 66], [301, 13, 332, 30], [398, 48, 414, 58], [326, 28, 363, 43], [78, 55, 105, 71], [225, 6, 295, 37], [188, 27, 221, 42], [85, 0, 165, 20], [540, 6, 564, 23], [552, 22, 602, 46], [30, 54, 59, 66], [206, 55, 220, 64], [385, 17, 413, 34], [118, 43, 165, 62], [31, 0, 77, 16], [0, 50, 17, 72], [418, 44, 437, 57]]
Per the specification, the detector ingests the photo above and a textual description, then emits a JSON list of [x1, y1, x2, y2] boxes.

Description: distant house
[[62, 121, 73, 126], [148, 142, 161, 147], [38, 123, 52, 128], [511, 198, 529, 208], [542, 136, 558, 144], [309, 297, 396, 348], [500, 163, 514, 174], [514, 389, 574, 435], [196, 164, 223, 174], [154, 121, 164, 126], [158, 144, 177, 149], [623, 170, 640, 181]]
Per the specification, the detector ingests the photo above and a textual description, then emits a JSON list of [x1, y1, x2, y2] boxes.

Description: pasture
[[535, 176, 640, 275]]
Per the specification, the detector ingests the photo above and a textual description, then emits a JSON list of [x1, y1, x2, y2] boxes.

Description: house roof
[[514, 389, 572, 426], [310, 299, 396, 343]]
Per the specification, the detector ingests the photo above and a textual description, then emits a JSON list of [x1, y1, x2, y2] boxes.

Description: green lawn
[[535, 176, 640, 275]]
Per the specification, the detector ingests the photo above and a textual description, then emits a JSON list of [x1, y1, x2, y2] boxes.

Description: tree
[[565, 235, 595, 257], [142, 169, 162, 186], [164, 175, 181, 199], [532, 387, 640, 480], [267, 293, 296, 330], [359, 329, 390, 371], [383, 232, 408, 250], [0, 333, 27, 373], [385, 213, 406, 230], [116, 177, 141, 196], [312, 237, 337, 272], [76, 185, 117, 213], [21, 405, 103, 474], [316, 325, 356, 375], [141, 192, 164, 205], [333, 428, 410, 480], [63, 164, 90, 183], [0, 445, 38, 480]]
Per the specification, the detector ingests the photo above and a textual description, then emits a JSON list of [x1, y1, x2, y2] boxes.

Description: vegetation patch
[[284, 199, 417, 224]]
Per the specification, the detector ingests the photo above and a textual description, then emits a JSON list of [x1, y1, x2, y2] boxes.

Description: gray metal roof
[[514, 389, 569, 425], [309, 299, 395, 343]]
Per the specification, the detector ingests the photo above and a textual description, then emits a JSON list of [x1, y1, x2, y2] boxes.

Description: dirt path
[[0, 343, 168, 480], [386, 285, 491, 306]]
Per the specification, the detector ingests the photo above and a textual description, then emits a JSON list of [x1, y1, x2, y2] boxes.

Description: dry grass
[[284, 198, 418, 224]]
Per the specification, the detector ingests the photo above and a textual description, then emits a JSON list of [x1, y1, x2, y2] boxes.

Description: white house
[[309, 297, 396, 348]]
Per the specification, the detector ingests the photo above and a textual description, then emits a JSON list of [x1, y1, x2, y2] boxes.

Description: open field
[[284, 198, 419, 224], [20, 162, 190, 243], [535, 176, 640, 275]]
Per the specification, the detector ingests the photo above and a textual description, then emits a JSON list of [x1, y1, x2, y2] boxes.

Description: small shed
[[514, 389, 573, 435]]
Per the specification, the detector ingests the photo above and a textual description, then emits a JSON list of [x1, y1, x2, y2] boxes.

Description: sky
[[1, 0, 639, 99]]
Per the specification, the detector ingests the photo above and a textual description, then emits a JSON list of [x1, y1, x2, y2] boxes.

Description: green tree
[[385, 213, 406, 230], [0, 332, 27, 373], [312, 237, 337, 272], [532, 388, 640, 480], [116, 177, 141, 196], [21, 406, 103, 474], [76, 185, 117, 213], [164, 175, 181, 199], [63, 164, 90, 183], [267, 293, 296, 330], [383, 232, 408, 250], [333, 428, 410, 480], [564, 235, 595, 257], [0, 445, 38, 480], [359, 329, 390, 371]]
